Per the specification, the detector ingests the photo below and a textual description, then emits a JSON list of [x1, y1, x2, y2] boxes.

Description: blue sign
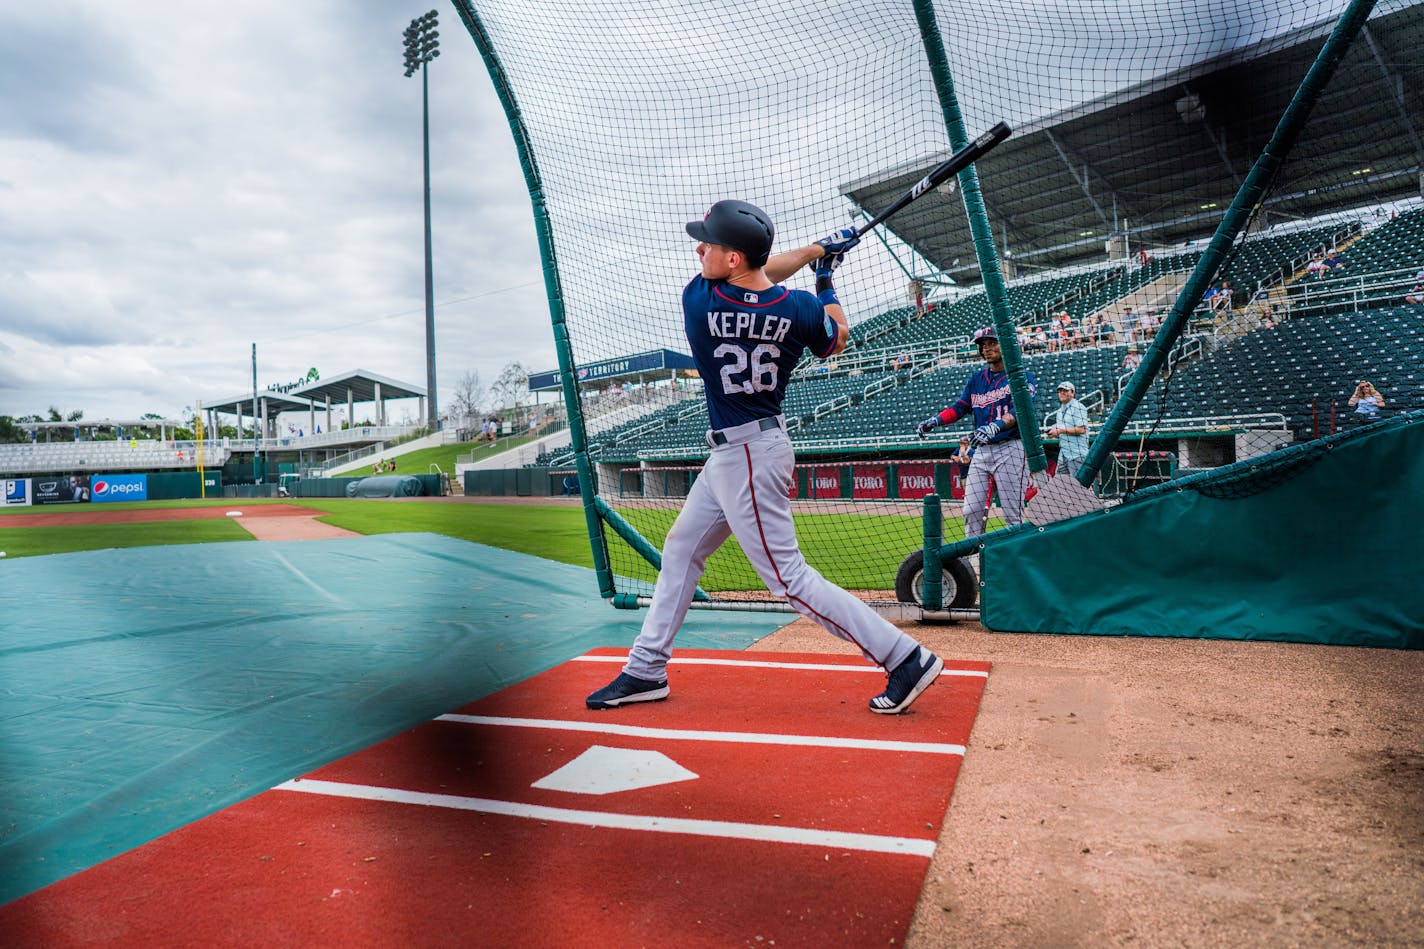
[[92, 474, 148, 502], [4, 478, 29, 506]]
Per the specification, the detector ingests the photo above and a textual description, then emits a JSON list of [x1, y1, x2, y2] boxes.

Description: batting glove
[[814, 251, 846, 278], [969, 420, 1003, 446], [915, 416, 939, 439], [816, 227, 861, 257]]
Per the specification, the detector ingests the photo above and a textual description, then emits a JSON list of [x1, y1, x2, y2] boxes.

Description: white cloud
[[0, 0, 550, 420]]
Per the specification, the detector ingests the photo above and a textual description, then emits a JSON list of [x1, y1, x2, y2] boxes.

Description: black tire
[[894, 549, 978, 608]]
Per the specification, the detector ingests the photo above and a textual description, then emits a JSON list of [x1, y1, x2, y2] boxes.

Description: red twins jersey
[[684, 275, 837, 430], [936, 365, 1037, 444]]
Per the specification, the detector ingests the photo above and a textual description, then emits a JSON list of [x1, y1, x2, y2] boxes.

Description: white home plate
[[532, 745, 699, 795], [226, 511, 243, 517]]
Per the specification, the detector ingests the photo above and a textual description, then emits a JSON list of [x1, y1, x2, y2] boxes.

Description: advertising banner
[[850, 464, 888, 500], [34, 475, 91, 505], [3, 478, 31, 506], [895, 463, 937, 500], [948, 463, 967, 500], [92, 474, 149, 503], [809, 466, 842, 499]]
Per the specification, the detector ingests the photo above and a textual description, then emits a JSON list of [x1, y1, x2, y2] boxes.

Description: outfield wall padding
[[980, 414, 1422, 649]]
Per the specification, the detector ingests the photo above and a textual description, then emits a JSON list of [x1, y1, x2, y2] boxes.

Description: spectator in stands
[[949, 437, 972, 467], [1138, 308, 1162, 342], [1322, 251, 1343, 274], [1120, 306, 1138, 342], [1094, 313, 1115, 345], [372, 460, 382, 474], [1259, 311, 1279, 330], [1214, 280, 1234, 311], [1404, 269, 1424, 305], [1047, 381, 1090, 479], [1306, 253, 1326, 279], [1348, 380, 1386, 420], [1201, 283, 1219, 309], [1122, 346, 1142, 373], [389, 459, 398, 473]]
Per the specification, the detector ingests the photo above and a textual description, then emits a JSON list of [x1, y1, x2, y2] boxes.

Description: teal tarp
[[981, 416, 1423, 648], [0, 533, 787, 903]]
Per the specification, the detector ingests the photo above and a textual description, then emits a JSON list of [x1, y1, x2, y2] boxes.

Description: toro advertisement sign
[[92, 474, 149, 502]]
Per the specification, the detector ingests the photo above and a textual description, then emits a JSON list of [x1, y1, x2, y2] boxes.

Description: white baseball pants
[[624, 424, 918, 681], [962, 439, 1028, 538]]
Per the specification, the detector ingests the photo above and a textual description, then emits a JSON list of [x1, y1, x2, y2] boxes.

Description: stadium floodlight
[[403, 10, 441, 430]]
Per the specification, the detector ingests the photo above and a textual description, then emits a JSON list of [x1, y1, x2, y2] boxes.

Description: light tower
[[404, 10, 441, 430]]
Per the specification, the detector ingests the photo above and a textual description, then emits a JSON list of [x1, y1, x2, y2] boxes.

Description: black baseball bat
[[856, 121, 1012, 235]]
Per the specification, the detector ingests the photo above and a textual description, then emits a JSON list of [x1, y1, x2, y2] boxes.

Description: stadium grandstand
[[0, 369, 429, 493], [512, 0, 1424, 501]]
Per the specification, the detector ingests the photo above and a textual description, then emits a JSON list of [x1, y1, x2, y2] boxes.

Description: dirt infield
[[0, 503, 358, 542], [757, 618, 1424, 946], [0, 505, 322, 529]]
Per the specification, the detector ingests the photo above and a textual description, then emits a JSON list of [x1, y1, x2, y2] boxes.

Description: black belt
[[709, 416, 782, 446]]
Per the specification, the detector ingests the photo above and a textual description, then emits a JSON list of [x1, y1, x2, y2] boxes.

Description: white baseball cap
[[1057, 381, 1075, 392]]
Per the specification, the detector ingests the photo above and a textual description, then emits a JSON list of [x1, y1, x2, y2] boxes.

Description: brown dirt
[[0, 504, 323, 528], [229, 513, 358, 541], [754, 617, 1424, 947]]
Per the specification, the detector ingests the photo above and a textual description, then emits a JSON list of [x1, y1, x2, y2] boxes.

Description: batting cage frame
[[451, 0, 1420, 645]]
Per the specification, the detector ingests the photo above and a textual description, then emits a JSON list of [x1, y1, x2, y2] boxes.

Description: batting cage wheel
[[894, 550, 978, 609]]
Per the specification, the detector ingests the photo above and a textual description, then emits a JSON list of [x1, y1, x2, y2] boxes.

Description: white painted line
[[275, 778, 936, 857], [435, 714, 966, 756], [572, 654, 989, 678]]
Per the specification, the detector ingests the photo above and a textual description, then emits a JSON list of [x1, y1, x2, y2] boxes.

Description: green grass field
[[0, 519, 254, 558], [0, 496, 983, 593], [338, 429, 552, 477]]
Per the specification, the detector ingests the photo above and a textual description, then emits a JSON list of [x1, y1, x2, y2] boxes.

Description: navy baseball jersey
[[684, 275, 836, 430], [936, 366, 1037, 444]]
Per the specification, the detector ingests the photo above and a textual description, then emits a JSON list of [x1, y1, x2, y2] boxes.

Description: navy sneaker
[[869, 646, 944, 714], [586, 672, 669, 710]]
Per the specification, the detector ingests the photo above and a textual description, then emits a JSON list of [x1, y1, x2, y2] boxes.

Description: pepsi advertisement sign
[[92, 474, 148, 502], [4, 478, 30, 506]]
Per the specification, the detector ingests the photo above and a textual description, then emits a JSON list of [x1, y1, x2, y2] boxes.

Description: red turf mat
[[0, 649, 990, 948]]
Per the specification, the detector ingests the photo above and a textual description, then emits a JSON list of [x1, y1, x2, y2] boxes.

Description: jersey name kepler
[[707, 311, 791, 343]]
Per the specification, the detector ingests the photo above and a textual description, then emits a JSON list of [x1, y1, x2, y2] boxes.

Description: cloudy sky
[[0, 1, 544, 423], [0, 0, 1353, 425]]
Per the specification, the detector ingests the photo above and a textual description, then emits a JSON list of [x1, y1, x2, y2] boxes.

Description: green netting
[[453, 0, 1420, 609]]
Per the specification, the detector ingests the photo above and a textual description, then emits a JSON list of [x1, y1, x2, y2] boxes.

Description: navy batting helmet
[[973, 326, 999, 346], [686, 200, 775, 267]]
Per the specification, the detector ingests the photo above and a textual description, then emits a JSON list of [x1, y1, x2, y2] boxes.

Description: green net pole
[[913, 0, 1046, 477], [451, 0, 615, 597], [1077, 0, 1380, 486], [921, 494, 943, 611]]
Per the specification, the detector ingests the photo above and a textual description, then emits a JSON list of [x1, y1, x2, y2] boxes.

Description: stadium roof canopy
[[288, 368, 425, 405], [843, 1, 1424, 284], [203, 390, 315, 418]]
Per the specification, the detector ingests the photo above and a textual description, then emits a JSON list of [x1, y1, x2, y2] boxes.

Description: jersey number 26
[[716, 343, 780, 395]]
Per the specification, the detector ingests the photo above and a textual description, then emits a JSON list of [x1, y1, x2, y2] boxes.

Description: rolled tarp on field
[[979, 413, 1423, 650], [344, 475, 424, 499]]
